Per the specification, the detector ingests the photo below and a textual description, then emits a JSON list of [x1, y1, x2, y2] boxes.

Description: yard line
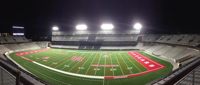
[[28, 55, 46, 64], [53, 52, 78, 68], [34, 51, 68, 65], [84, 52, 98, 74], [103, 52, 107, 85], [44, 51, 69, 64], [104, 53, 106, 76], [49, 54, 71, 67], [75, 52, 96, 73], [103, 79, 105, 85], [48, 51, 71, 66], [94, 53, 102, 75], [61, 52, 84, 70], [67, 52, 88, 72], [109, 53, 114, 76], [124, 53, 143, 72], [118, 53, 133, 74], [115, 53, 125, 75]]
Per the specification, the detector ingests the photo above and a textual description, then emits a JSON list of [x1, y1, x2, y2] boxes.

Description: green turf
[[9, 48, 173, 85]]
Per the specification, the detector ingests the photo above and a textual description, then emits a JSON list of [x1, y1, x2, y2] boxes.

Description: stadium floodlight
[[133, 23, 142, 30], [101, 23, 114, 30], [76, 24, 88, 31], [52, 26, 59, 31]]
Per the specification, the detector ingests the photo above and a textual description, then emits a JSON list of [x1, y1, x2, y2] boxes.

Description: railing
[[0, 66, 16, 85], [0, 59, 46, 85], [151, 57, 200, 85]]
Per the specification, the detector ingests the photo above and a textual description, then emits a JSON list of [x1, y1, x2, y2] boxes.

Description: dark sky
[[0, 0, 200, 36]]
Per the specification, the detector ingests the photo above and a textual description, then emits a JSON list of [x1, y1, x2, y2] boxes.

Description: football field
[[8, 48, 173, 85]]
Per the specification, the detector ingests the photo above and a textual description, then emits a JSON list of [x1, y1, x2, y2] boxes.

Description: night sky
[[0, 0, 199, 37]]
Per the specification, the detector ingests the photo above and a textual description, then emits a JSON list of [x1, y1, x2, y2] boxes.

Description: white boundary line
[[6, 50, 104, 80], [33, 61, 104, 79], [23, 64, 71, 85], [5, 52, 32, 74]]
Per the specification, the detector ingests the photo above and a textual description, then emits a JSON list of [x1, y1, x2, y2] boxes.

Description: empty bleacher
[[4, 36, 16, 43], [146, 34, 200, 46], [142, 34, 161, 42], [35, 42, 49, 48], [13, 36, 29, 42], [153, 45, 172, 56], [140, 43, 199, 67], [0, 45, 10, 54], [0, 36, 29, 44]]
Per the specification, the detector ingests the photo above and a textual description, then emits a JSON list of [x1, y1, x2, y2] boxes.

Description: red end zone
[[15, 48, 49, 62], [104, 51, 164, 80], [128, 52, 164, 71], [16, 48, 49, 56]]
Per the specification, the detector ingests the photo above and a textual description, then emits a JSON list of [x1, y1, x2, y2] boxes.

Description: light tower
[[76, 24, 88, 31], [101, 23, 114, 30], [133, 23, 142, 30], [52, 26, 59, 31]]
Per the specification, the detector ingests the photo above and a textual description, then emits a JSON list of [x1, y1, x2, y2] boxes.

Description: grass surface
[[9, 48, 173, 85]]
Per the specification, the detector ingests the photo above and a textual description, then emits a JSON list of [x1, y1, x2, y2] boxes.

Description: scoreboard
[[12, 26, 25, 36]]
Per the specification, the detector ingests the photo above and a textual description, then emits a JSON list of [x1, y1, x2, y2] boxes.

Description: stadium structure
[[0, 25, 200, 85]]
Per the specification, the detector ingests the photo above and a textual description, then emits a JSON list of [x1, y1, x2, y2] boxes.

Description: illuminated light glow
[[76, 24, 88, 30], [52, 26, 59, 31], [133, 23, 142, 30], [13, 33, 24, 36], [101, 23, 114, 30], [12, 26, 24, 29]]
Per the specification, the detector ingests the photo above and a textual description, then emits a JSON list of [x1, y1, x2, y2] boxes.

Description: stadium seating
[[52, 34, 138, 42], [153, 45, 172, 56], [51, 45, 78, 49], [4, 36, 16, 43], [143, 34, 200, 46], [13, 36, 29, 42], [188, 34, 200, 46], [0, 45, 10, 54], [0, 36, 29, 44], [142, 34, 161, 42], [0, 36, 6, 44], [35, 42, 49, 48], [138, 43, 199, 66], [1, 34, 200, 85]]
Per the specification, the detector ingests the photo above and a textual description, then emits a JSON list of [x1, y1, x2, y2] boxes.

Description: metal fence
[[0, 66, 16, 85], [175, 66, 200, 85], [0, 59, 46, 85]]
